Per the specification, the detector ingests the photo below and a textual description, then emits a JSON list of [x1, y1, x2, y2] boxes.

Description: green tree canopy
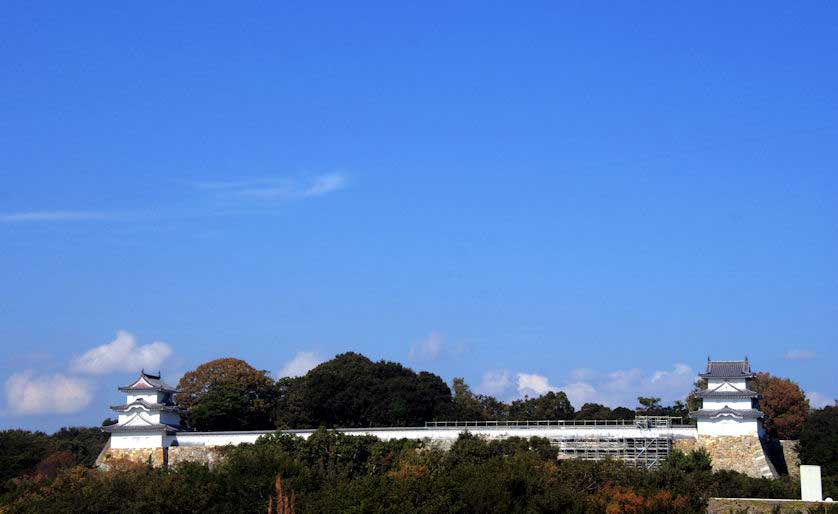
[[798, 405, 838, 498], [275, 352, 453, 428], [508, 391, 575, 420], [176, 357, 278, 431]]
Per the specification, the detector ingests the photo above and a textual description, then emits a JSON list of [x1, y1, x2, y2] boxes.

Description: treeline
[[2, 352, 835, 511], [1, 431, 802, 513], [175, 352, 690, 432], [0, 428, 107, 488]]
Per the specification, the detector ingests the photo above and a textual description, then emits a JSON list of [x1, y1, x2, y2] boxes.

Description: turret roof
[[699, 358, 754, 379], [102, 423, 179, 434], [109, 398, 182, 413], [118, 371, 179, 393], [688, 406, 763, 419], [695, 381, 759, 399]]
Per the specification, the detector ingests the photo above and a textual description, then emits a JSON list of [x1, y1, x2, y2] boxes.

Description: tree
[[508, 391, 575, 420], [636, 397, 689, 421], [637, 397, 662, 412], [176, 358, 278, 431], [686, 379, 707, 413], [798, 405, 838, 498], [275, 352, 452, 428], [446, 378, 488, 420], [575, 403, 613, 420], [751, 372, 809, 439]]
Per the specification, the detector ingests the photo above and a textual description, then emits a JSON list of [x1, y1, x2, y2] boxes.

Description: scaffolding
[[424, 416, 681, 469], [552, 436, 672, 469]]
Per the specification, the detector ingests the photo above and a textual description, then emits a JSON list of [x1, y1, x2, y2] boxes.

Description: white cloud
[[477, 370, 511, 396], [198, 173, 347, 200], [71, 330, 172, 375], [301, 173, 346, 197], [807, 391, 835, 409], [516, 372, 559, 397], [784, 349, 816, 360], [554, 363, 697, 409], [408, 332, 443, 362], [0, 211, 109, 223], [562, 382, 600, 407], [5, 371, 92, 415], [476, 363, 696, 409], [279, 352, 322, 378]]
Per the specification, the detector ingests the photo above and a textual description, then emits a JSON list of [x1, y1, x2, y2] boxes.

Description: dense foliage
[[799, 405, 838, 498], [171, 353, 687, 430], [752, 372, 810, 440], [4, 354, 833, 512], [1, 431, 799, 513], [0, 427, 107, 495], [176, 358, 278, 431], [276, 352, 453, 428]]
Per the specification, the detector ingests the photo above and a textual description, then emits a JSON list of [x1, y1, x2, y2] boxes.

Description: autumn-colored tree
[[593, 483, 689, 513], [751, 372, 809, 439], [267, 475, 295, 514], [32, 451, 75, 481], [176, 358, 278, 430]]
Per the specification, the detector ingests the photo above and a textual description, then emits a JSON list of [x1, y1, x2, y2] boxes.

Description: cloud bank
[[784, 349, 816, 360], [279, 352, 322, 378], [71, 330, 172, 375], [408, 332, 444, 362], [5, 372, 92, 415], [0, 211, 110, 223], [807, 391, 835, 409], [477, 370, 511, 395], [2, 174, 347, 224], [198, 173, 347, 200], [475, 363, 697, 409]]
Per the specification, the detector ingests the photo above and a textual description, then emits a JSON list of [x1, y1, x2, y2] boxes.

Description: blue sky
[[1, 2, 836, 431]]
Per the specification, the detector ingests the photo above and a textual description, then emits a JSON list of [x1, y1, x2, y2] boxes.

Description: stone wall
[[780, 440, 800, 479], [96, 447, 167, 469], [707, 498, 837, 513], [95, 445, 226, 469], [168, 446, 225, 468], [673, 435, 775, 478]]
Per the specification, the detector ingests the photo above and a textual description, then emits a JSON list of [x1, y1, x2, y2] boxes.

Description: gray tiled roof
[[109, 398, 182, 413], [688, 406, 763, 419], [102, 423, 179, 434], [118, 371, 179, 393], [699, 359, 754, 379], [696, 382, 758, 399]]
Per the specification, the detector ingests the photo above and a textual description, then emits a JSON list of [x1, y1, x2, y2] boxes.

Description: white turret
[[689, 357, 764, 437], [104, 371, 182, 449]]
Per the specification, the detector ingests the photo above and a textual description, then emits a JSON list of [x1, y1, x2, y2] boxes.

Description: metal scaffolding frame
[[425, 416, 681, 469], [552, 435, 672, 469]]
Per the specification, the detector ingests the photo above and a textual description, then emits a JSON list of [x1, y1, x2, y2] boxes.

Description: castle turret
[[689, 358, 764, 436], [104, 371, 182, 449]]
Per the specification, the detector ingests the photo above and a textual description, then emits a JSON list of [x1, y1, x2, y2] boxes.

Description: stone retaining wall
[[96, 447, 167, 469], [780, 440, 800, 479], [95, 445, 226, 469], [168, 446, 225, 468], [707, 498, 836, 513], [673, 435, 775, 478]]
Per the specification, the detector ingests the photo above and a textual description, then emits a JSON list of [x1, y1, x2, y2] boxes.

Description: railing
[[425, 416, 682, 429]]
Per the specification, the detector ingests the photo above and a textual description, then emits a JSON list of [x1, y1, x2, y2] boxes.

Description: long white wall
[[170, 425, 698, 448]]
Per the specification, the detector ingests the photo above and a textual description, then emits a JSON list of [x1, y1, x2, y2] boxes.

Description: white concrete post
[[800, 465, 823, 502]]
